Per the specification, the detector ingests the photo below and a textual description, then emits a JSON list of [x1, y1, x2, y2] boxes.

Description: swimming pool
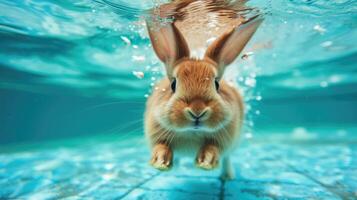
[[0, 0, 356, 199]]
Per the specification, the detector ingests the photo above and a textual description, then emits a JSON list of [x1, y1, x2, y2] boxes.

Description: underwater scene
[[0, 0, 356, 199]]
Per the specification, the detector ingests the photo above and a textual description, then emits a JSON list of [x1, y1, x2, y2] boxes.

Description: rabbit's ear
[[205, 17, 263, 77], [147, 20, 190, 78]]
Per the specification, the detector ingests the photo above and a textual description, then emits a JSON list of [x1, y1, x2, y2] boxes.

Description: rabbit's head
[[147, 17, 262, 133]]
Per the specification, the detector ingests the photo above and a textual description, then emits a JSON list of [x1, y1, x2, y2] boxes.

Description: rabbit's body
[[144, 0, 261, 180]]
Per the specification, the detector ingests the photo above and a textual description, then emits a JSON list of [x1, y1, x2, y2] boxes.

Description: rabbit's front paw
[[196, 144, 219, 170], [150, 143, 172, 171]]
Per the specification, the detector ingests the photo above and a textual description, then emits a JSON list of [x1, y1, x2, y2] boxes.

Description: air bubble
[[244, 78, 256, 87], [132, 71, 144, 79], [313, 25, 326, 34], [132, 55, 146, 61], [102, 173, 115, 181], [120, 36, 131, 45]]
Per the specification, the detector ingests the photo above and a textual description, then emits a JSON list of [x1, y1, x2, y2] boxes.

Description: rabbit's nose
[[186, 107, 210, 120]]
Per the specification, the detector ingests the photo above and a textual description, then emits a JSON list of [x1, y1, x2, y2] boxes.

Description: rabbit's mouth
[[194, 119, 201, 128], [191, 119, 204, 130], [173, 119, 224, 133]]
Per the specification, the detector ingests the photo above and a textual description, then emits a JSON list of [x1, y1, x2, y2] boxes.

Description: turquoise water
[[0, 0, 357, 199]]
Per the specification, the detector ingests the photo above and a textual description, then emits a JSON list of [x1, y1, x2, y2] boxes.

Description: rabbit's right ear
[[146, 19, 190, 78], [205, 17, 263, 78]]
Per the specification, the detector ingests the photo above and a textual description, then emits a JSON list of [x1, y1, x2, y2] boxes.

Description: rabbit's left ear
[[205, 17, 263, 77], [146, 19, 190, 78]]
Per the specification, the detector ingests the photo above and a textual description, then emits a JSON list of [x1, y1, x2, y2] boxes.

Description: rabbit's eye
[[215, 79, 220, 91], [171, 78, 176, 93]]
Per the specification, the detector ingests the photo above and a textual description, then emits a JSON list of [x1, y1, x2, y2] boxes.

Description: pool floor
[[1, 130, 356, 200]]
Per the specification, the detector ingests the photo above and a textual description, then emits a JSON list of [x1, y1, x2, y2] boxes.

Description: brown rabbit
[[144, 0, 262, 180]]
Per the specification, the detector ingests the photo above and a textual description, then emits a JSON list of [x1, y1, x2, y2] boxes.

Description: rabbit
[[144, 0, 262, 180]]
